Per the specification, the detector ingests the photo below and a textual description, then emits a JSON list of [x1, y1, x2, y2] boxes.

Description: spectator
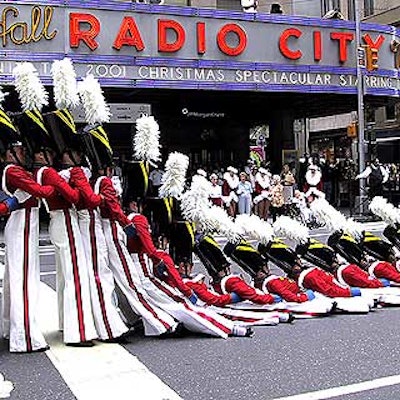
[[269, 175, 285, 222], [322, 157, 338, 205], [356, 158, 389, 199], [149, 165, 164, 197], [222, 166, 239, 217], [304, 164, 325, 199], [209, 173, 223, 207], [237, 172, 253, 215], [281, 163, 296, 204], [291, 189, 312, 224], [249, 165, 257, 190], [253, 167, 271, 220], [244, 159, 255, 176]]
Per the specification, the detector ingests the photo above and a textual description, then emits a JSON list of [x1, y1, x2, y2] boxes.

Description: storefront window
[[386, 104, 396, 121], [216, 0, 242, 10]]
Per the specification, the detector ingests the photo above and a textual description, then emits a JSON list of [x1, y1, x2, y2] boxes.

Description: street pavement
[[2, 221, 400, 400]]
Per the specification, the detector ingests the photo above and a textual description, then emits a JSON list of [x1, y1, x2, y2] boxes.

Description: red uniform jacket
[[97, 177, 130, 228], [298, 267, 352, 298], [213, 275, 275, 304], [256, 275, 309, 303], [185, 280, 233, 307], [4, 164, 54, 208], [69, 167, 102, 210], [369, 261, 400, 283], [127, 213, 194, 298], [335, 264, 383, 288], [254, 182, 268, 195], [36, 166, 80, 210]]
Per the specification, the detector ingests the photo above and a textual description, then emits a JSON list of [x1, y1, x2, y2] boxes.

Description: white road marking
[[271, 375, 400, 400], [0, 373, 14, 398], [38, 282, 182, 400]]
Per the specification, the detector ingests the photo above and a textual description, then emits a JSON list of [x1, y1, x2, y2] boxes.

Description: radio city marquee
[[0, 1, 399, 96]]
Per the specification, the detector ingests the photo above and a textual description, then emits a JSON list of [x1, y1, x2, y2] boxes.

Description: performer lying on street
[[259, 239, 372, 313], [194, 234, 280, 305], [126, 210, 258, 337], [223, 238, 335, 317], [328, 230, 400, 286]]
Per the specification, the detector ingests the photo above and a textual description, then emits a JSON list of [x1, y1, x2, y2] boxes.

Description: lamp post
[[354, 0, 367, 213]]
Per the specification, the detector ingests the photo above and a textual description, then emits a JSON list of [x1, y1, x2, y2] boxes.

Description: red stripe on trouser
[[138, 254, 151, 278], [64, 210, 86, 342], [23, 208, 32, 352], [138, 256, 231, 334], [185, 305, 231, 334], [137, 257, 183, 303], [223, 315, 260, 323], [110, 221, 171, 330], [88, 210, 113, 338]]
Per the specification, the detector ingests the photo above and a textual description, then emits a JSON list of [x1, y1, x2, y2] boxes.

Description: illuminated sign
[[0, 1, 398, 97]]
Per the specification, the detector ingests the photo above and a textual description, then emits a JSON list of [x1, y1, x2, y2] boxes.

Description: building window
[[386, 104, 396, 121], [347, 0, 355, 20], [364, 0, 374, 16], [322, 0, 341, 15], [216, 0, 242, 10]]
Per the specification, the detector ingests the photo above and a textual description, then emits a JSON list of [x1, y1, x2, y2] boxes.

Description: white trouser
[[3, 208, 48, 352], [49, 208, 97, 344], [132, 253, 235, 338], [78, 209, 128, 340], [101, 219, 177, 336]]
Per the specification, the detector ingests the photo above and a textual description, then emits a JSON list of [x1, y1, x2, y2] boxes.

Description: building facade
[[0, 0, 398, 173]]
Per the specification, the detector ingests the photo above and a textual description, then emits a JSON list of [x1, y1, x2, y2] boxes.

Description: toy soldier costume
[[127, 212, 256, 338], [46, 107, 129, 342], [1, 109, 54, 353], [87, 126, 178, 337]]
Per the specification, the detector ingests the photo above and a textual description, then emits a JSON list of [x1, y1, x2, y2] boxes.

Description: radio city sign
[[0, 1, 399, 96]]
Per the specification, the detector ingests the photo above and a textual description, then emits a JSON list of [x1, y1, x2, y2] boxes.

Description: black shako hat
[[327, 231, 363, 265], [15, 110, 58, 158], [361, 231, 395, 262], [194, 235, 231, 279], [43, 109, 81, 156], [296, 238, 337, 272], [383, 225, 400, 251], [0, 109, 23, 155], [258, 239, 299, 275], [223, 240, 266, 277]]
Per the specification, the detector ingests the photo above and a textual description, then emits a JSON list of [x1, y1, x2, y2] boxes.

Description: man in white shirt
[[356, 158, 389, 199], [149, 166, 164, 196]]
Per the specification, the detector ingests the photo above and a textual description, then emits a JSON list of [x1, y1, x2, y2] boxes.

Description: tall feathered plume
[[13, 62, 49, 112], [273, 216, 309, 244], [133, 115, 161, 163], [235, 214, 274, 245], [180, 176, 240, 243], [0, 86, 9, 109], [369, 196, 400, 227], [158, 152, 189, 199], [180, 174, 213, 223], [203, 206, 241, 243], [310, 199, 363, 239], [310, 198, 347, 231], [77, 74, 111, 125], [51, 58, 80, 110], [344, 217, 364, 240]]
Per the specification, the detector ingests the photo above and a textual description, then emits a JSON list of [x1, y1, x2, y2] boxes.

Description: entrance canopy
[[0, 0, 399, 98]]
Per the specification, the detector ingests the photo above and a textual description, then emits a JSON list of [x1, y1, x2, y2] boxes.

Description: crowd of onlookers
[[142, 155, 400, 227]]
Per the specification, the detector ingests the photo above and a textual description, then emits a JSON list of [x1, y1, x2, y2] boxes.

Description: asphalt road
[[2, 223, 400, 400]]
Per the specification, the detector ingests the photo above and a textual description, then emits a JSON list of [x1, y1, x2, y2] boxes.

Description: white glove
[[13, 189, 32, 204], [58, 168, 71, 182]]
